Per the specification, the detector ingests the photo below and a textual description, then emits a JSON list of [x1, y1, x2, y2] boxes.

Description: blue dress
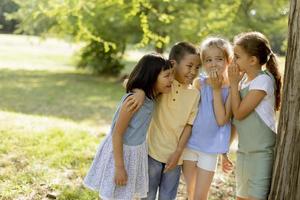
[[84, 93, 154, 200]]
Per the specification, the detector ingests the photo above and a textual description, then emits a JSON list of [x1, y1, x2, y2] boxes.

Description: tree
[[0, 0, 19, 33], [268, 0, 300, 199]]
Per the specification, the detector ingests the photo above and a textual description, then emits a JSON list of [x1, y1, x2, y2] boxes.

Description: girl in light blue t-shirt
[[182, 37, 235, 200]]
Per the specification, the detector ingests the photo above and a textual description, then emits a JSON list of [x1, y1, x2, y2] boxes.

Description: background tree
[[268, 0, 300, 199], [0, 0, 19, 33]]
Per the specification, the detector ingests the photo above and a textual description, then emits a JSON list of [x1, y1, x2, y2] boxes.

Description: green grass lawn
[[0, 34, 286, 200], [0, 34, 125, 199]]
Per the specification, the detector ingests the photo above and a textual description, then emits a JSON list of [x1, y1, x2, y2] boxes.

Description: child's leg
[[182, 160, 197, 199], [193, 151, 218, 200], [193, 167, 214, 200], [236, 197, 247, 200], [142, 156, 164, 200], [158, 165, 181, 200], [182, 148, 201, 199]]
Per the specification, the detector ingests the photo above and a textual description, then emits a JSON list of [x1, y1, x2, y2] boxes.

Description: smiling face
[[173, 53, 201, 85], [202, 46, 228, 76], [154, 68, 174, 94]]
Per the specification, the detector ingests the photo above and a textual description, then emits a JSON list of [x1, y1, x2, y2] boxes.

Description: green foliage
[[9, 0, 289, 75], [78, 41, 125, 75], [0, 0, 19, 33]]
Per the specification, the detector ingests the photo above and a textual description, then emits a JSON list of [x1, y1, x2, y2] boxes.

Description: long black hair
[[126, 53, 172, 99]]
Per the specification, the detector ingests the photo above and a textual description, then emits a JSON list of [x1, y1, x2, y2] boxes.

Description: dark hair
[[169, 41, 199, 64], [234, 31, 282, 111], [126, 53, 172, 99], [200, 37, 233, 62]]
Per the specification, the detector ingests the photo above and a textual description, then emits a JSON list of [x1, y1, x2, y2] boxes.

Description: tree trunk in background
[[268, 0, 300, 199]]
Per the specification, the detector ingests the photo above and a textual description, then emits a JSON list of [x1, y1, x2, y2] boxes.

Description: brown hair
[[200, 37, 233, 62], [234, 31, 282, 111]]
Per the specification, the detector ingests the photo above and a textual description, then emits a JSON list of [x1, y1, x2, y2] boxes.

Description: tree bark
[[268, 0, 300, 199]]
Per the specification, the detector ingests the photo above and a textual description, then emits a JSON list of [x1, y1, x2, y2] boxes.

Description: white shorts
[[183, 148, 218, 172]]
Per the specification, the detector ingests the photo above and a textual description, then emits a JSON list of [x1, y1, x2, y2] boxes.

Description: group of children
[[83, 31, 282, 200]]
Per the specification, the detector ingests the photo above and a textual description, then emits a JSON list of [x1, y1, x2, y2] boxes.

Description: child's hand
[[114, 166, 128, 186], [207, 70, 223, 90], [228, 63, 244, 86], [126, 89, 145, 112], [164, 151, 181, 173], [221, 153, 233, 173]]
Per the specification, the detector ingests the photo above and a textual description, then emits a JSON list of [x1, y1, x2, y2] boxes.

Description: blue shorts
[[142, 156, 181, 200]]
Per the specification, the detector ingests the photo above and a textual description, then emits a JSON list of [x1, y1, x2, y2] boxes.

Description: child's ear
[[250, 56, 259, 66], [169, 59, 177, 67]]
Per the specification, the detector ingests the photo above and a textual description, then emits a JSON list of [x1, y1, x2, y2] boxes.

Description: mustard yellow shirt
[[147, 79, 200, 165]]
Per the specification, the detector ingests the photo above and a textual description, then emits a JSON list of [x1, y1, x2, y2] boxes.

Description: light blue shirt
[[187, 74, 231, 154], [109, 93, 154, 146]]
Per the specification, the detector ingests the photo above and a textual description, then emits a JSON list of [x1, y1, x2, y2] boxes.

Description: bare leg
[[183, 160, 197, 200], [193, 167, 214, 200]]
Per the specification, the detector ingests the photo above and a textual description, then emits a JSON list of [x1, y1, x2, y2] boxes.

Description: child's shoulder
[[193, 74, 208, 90], [186, 85, 200, 101], [251, 73, 274, 87]]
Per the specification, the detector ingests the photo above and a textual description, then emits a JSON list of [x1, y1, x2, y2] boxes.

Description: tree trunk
[[268, 0, 300, 199]]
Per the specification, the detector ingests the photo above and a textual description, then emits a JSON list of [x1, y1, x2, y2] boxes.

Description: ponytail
[[266, 52, 282, 111]]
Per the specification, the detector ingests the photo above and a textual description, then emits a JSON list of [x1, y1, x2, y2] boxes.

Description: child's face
[[202, 46, 228, 76], [173, 53, 201, 85], [233, 45, 252, 72], [154, 68, 174, 94]]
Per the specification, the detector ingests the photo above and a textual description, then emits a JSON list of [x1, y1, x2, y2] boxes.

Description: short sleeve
[[187, 93, 200, 125], [249, 74, 274, 96]]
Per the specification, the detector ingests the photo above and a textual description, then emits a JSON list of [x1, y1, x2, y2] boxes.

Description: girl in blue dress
[[84, 53, 174, 200]]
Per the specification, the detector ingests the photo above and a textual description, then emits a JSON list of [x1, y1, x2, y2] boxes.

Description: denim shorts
[[142, 156, 181, 200]]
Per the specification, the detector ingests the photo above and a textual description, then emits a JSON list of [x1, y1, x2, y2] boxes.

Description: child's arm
[[112, 97, 138, 186], [122, 78, 146, 112], [209, 72, 232, 125], [164, 124, 192, 173], [221, 125, 237, 173], [125, 90, 145, 112], [192, 77, 201, 91], [228, 65, 265, 120]]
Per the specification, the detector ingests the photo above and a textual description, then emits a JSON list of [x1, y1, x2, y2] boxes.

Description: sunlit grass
[[0, 125, 100, 199]]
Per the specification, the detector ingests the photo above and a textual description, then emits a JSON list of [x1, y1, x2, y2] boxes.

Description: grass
[[0, 34, 125, 199], [0, 69, 123, 129], [0, 34, 286, 199], [0, 126, 100, 199]]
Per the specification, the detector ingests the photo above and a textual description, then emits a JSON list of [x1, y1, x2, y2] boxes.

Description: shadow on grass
[[0, 69, 124, 125]]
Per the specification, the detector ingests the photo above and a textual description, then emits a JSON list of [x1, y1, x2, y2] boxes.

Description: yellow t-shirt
[[147, 79, 200, 165]]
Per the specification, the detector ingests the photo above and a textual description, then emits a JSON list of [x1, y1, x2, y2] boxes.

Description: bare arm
[[209, 71, 232, 125], [112, 97, 137, 185], [122, 78, 146, 112], [192, 77, 201, 91], [228, 63, 266, 120], [213, 89, 232, 126], [231, 85, 266, 120], [164, 124, 192, 173]]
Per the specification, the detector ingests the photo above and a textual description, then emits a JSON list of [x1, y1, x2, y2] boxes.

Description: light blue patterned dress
[[84, 93, 154, 200]]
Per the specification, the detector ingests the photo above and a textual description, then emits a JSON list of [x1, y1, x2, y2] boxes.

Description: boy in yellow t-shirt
[[128, 42, 200, 200]]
